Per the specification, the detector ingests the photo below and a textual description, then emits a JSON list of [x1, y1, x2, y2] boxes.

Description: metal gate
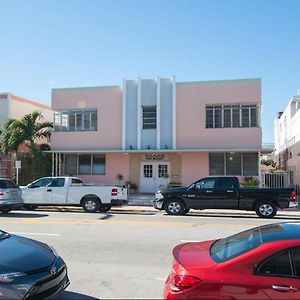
[[262, 172, 293, 188]]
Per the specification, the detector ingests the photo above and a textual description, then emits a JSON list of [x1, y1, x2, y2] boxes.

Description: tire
[[24, 205, 38, 211], [0, 208, 12, 213], [99, 204, 112, 212], [82, 198, 100, 213], [255, 201, 277, 218], [165, 199, 187, 215]]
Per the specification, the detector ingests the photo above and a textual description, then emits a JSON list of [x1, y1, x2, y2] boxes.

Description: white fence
[[262, 172, 292, 188]]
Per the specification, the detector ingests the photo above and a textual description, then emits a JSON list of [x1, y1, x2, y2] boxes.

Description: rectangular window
[[226, 153, 241, 175], [205, 104, 258, 128], [143, 165, 153, 178], [143, 106, 156, 129], [243, 153, 258, 176], [92, 155, 105, 175], [79, 155, 91, 175], [53, 109, 97, 132], [209, 153, 225, 175], [65, 154, 77, 175]]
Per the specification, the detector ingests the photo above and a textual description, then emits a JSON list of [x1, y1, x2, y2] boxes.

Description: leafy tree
[[0, 111, 52, 154]]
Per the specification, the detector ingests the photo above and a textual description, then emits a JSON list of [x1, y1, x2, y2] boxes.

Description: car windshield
[[210, 227, 262, 263]]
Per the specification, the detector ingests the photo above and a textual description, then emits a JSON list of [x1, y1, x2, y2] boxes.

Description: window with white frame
[[209, 152, 258, 176], [54, 109, 97, 132], [64, 154, 105, 175], [142, 106, 156, 129], [206, 104, 259, 128]]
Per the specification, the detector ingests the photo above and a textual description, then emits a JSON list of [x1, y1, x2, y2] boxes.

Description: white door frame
[[140, 162, 170, 193]]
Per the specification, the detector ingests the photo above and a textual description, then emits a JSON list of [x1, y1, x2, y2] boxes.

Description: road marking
[[155, 277, 166, 281], [12, 232, 61, 236]]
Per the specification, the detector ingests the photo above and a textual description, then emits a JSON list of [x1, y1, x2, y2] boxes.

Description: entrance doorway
[[140, 162, 170, 193]]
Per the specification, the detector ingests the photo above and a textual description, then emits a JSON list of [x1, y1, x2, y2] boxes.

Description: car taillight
[[290, 191, 296, 201], [170, 275, 202, 292], [111, 188, 118, 196]]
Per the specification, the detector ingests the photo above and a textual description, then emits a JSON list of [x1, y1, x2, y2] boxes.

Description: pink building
[[0, 93, 52, 178], [51, 77, 262, 192]]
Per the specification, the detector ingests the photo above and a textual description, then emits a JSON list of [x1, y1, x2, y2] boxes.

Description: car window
[[48, 178, 65, 187], [195, 179, 216, 189], [29, 178, 52, 188], [291, 247, 300, 277], [210, 228, 261, 262], [216, 177, 235, 189], [71, 178, 83, 185], [0, 179, 18, 188], [257, 250, 293, 277]]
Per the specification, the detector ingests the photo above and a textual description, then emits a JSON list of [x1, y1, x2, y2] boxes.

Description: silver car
[[0, 178, 23, 213]]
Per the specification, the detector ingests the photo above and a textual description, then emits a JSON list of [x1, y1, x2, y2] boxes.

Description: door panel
[[213, 177, 239, 208]]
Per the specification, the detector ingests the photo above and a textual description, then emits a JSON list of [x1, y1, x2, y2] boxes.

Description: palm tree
[[0, 111, 53, 154]]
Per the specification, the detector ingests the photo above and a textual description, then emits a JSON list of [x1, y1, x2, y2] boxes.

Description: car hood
[[173, 240, 217, 270], [0, 234, 55, 273]]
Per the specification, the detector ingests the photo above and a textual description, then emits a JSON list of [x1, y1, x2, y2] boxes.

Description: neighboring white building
[[0, 93, 52, 178], [274, 90, 300, 185]]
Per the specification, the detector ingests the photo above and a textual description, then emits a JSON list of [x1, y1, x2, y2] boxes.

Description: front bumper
[[111, 199, 128, 206]]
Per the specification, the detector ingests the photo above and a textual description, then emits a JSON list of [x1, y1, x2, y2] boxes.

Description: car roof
[[260, 222, 300, 243]]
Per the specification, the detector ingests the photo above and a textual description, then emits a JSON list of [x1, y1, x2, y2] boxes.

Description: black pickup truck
[[153, 176, 297, 218]]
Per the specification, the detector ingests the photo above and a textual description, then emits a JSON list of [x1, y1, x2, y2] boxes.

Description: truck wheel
[[0, 208, 12, 213], [99, 204, 112, 212], [82, 198, 100, 213], [255, 201, 277, 218], [24, 205, 38, 211], [165, 199, 187, 215]]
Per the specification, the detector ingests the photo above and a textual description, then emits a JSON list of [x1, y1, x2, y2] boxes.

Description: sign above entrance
[[143, 153, 169, 161]]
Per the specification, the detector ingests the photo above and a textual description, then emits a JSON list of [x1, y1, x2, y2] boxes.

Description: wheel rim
[[168, 202, 181, 213], [259, 204, 273, 216], [85, 200, 96, 211]]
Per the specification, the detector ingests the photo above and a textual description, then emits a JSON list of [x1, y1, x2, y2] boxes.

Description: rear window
[[210, 227, 262, 262], [0, 179, 18, 188]]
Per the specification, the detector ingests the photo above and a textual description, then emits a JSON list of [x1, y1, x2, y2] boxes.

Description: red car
[[164, 222, 300, 299]]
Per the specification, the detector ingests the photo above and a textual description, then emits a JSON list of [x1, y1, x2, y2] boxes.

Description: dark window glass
[[49, 178, 65, 187], [214, 106, 222, 128], [257, 250, 292, 277], [143, 106, 156, 129], [224, 108, 231, 127], [241, 106, 250, 127], [226, 153, 241, 175], [243, 153, 258, 176], [65, 154, 77, 175], [158, 164, 168, 178], [250, 107, 258, 127], [93, 155, 105, 175], [76, 113, 83, 131], [0, 179, 18, 188], [69, 112, 76, 131], [209, 153, 225, 175], [29, 178, 52, 188], [292, 247, 300, 277], [144, 165, 153, 178], [71, 178, 83, 185], [83, 112, 90, 131], [217, 177, 235, 189], [195, 178, 216, 189], [206, 108, 214, 128], [79, 155, 91, 175], [232, 107, 240, 127]]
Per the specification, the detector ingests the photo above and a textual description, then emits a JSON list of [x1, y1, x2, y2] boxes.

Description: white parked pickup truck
[[21, 176, 128, 213]]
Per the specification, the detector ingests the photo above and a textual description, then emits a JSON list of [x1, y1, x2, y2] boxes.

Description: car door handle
[[227, 190, 234, 193], [272, 285, 298, 292], [47, 189, 52, 192], [206, 190, 213, 193]]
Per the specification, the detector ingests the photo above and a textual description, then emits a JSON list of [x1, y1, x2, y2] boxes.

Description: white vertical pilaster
[[122, 78, 127, 150], [137, 77, 142, 150], [172, 75, 176, 149], [156, 76, 161, 150]]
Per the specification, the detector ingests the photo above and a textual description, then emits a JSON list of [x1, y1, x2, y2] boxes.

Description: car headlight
[[0, 272, 26, 283], [49, 245, 60, 258]]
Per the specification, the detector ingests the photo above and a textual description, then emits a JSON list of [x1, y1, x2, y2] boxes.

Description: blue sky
[[1, 0, 299, 143]]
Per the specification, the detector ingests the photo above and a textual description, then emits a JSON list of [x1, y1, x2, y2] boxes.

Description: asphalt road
[[1, 209, 300, 299]]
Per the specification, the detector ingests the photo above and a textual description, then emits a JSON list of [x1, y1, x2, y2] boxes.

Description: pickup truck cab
[[153, 176, 297, 218], [21, 176, 128, 213]]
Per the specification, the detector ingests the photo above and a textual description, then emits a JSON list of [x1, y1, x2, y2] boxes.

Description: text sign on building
[[143, 154, 166, 161]]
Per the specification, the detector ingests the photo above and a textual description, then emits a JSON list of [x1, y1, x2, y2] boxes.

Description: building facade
[[51, 77, 262, 193], [274, 90, 300, 186], [0, 93, 52, 178]]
